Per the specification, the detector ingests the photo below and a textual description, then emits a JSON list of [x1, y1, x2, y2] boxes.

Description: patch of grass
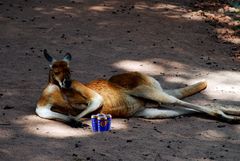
[[232, 25, 240, 31]]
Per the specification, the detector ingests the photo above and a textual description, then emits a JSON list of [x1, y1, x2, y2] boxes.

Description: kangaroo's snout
[[63, 78, 72, 88]]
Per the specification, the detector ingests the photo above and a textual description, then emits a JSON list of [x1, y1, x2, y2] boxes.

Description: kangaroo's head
[[44, 49, 72, 88]]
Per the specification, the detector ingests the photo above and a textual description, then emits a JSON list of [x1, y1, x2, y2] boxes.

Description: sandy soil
[[0, 0, 240, 161]]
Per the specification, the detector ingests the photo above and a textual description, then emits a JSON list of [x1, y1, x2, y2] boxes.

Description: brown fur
[[36, 53, 240, 124], [37, 70, 205, 118], [85, 79, 145, 117]]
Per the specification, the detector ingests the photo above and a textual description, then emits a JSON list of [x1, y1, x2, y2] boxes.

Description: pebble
[[3, 106, 15, 110], [126, 139, 132, 143]]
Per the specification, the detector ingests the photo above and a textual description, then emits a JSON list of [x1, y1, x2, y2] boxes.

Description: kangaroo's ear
[[63, 53, 72, 64], [43, 49, 56, 67]]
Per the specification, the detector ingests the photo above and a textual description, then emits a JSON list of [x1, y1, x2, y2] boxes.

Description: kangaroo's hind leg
[[165, 81, 240, 116], [134, 81, 208, 118], [129, 76, 240, 122]]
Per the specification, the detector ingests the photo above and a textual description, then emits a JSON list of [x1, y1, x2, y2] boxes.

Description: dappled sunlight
[[112, 58, 203, 84], [215, 27, 240, 44], [135, 2, 181, 12], [151, 3, 179, 10], [112, 58, 187, 76], [199, 9, 240, 45], [33, 5, 81, 17], [111, 119, 129, 131], [28, 123, 93, 138], [135, 2, 188, 19], [197, 129, 229, 141], [181, 12, 203, 21], [134, 2, 203, 21], [15, 115, 94, 138], [89, 6, 114, 12], [34, 7, 45, 11], [85, 1, 203, 22], [203, 71, 240, 100], [13, 115, 129, 138], [113, 59, 164, 75], [134, 1, 149, 10]]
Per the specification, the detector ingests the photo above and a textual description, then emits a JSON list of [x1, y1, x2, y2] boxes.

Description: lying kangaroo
[[36, 50, 240, 126]]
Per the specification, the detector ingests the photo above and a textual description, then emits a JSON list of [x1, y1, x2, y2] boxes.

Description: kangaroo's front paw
[[67, 118, 83, 128]]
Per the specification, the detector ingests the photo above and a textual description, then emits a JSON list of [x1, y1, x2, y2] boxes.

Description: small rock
[[61, 34, 65, 38], [126, 139, 132, 143], [217, 125, 226, 128], [72, 153, 77, 157], [3, 106, 14, 110]]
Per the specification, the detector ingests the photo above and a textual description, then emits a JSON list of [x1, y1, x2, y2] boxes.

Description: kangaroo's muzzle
[[62, 78, 72, 88]]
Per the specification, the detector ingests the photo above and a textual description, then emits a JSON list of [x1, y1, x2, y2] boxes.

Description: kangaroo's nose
[[63, 79, 72, 88]]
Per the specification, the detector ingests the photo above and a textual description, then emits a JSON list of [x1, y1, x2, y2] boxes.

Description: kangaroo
[[36, 50, 240, 127]]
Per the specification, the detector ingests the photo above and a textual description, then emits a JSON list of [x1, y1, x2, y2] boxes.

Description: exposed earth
[[0, 0, 239, 161]]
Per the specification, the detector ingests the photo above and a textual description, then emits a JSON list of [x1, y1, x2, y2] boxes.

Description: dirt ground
[[0, 0, 240, 161]]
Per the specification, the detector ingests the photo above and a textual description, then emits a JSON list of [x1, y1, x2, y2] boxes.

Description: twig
[[0, 123, 11, 126]]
